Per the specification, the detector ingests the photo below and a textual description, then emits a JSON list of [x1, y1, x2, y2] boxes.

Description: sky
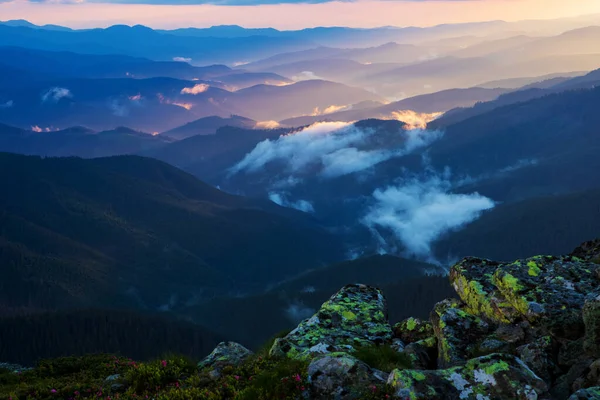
[[0, 0, 600, 29]]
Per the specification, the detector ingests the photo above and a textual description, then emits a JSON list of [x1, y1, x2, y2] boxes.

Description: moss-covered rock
[[198, 341, 253, 378], [393, 318, 433, 345], [449, 257, 520, 324], [430, 298, 490, 368], [307, 352, 387, 399], [270, 284, 393, 360], [387, 353, 549, 400], [571, 239, 600, 264], [403, 337, 437, 370], [451, 255, 599, 341]]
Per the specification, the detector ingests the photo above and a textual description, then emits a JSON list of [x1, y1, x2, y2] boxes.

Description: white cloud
[[362, 169, 495, 264], [230, 121, 443, 179], [173, 56, 192, 62], [0, 100, 13, 109], [269, 192, 315, 213], [180, 83, 210, 95], [41, 87, 72, 103]]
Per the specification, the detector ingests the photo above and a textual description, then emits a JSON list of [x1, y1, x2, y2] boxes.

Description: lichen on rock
[[430, 298, 490, 368], [197, 341, 253, 377], [269, 284, 393, 360], [388, 353, 549, 400]]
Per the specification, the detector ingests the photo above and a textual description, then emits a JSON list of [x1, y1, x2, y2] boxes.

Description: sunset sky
[[0, 0, 599, 29]]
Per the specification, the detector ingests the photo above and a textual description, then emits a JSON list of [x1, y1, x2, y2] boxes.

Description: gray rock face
[[270, 284, 393, 360], [430, 298, 490, 368], [568, 387, 600, 400], [307, 352, 387, 400], [388, 353, 549, 400], [198, 341, 253, 377]]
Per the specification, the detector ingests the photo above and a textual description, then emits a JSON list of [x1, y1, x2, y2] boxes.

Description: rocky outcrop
[[195, 240, 600, 399], [393, 317, 433, 344], [269, 284, 393, 360], [307, 352, 388, 399], [388, 353, 548, 400], [198, 341, 253, 378]]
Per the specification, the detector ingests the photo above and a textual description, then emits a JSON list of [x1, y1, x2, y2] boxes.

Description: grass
[[353, 344, 412, 373], [0, 345, 410, 400]]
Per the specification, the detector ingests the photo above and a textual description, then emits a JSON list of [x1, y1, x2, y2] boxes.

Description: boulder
[[570, 239, 600, 263], [430, 298, 489, 368], [307, 352, 387, 399], [270, 284, 393, 360], [198, 341, 253, 377], [393, 317, 433, 344], [451, 255, 599, 340], [568, 387, 600, 400], [387, 353, 549, 400]]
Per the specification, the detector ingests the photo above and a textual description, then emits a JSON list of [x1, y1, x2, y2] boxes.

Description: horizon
[[1, 0, 600, 30]]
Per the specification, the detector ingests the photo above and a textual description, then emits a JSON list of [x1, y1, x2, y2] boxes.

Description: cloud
[[284, 301, 315, 324], [180, 83, 209, 95], [362, 168, 495, 264], [291, 71, 323, 81], [41, 87, 72, 103], [255, 120, 281, 129], [173, 56, 191, 62], [390, 110, 443, 130], [0, 100, 13, 109], [231, 121, 443, 179], [269, 192, 314, 213]]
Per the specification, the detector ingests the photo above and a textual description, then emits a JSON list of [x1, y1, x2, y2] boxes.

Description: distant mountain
[[161, 115, 257, 140], [0, 46, 232, 80], [0, 19, 72, 32], [434, 67, 600, 127], [211, 72, 293, 90], [425, 85, 600, 201], [476, 72, 585, 89], [146, 126, 289, 183], [0, 24, 315, 64], [434, 187, 600, 263], [280, 87, 509, 126], [180, 258, 452, 349], [0, 153, 344, 312], [226, 80, 385, 121], [0, 124, 172, 157], [0, 66, 381, 131]]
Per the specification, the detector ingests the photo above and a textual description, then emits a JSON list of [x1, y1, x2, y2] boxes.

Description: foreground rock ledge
[[197, 240, 600, 399]]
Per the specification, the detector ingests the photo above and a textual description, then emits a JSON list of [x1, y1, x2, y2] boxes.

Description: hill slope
[[0, 153, 344, 312]]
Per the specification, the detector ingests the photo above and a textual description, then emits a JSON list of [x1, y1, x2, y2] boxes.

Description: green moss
[[527, 261, 541, 277], [483, 360, 510, 375], [406, 318, 417, 331]]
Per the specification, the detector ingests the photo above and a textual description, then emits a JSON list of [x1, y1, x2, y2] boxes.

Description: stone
[[430, 298, 489, 368], [516, 336, 559, 384], [570, 239, 600, 263], [567, 387, 600, 399], [393, 317, 434, 344], [388, 353, 548, 400], [307, 352, 387, 400], [584, 296, 600, 358], [198, 341, 253, 377], [270, 284, 393, 360], [404, 337, 437, 370], [451, 255, 599, 340]]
